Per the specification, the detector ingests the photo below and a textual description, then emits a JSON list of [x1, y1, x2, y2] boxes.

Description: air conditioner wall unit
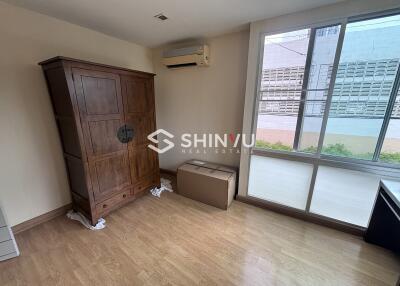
[[163, 45, 209, 68]]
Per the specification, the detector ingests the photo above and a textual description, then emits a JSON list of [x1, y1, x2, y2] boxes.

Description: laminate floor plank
[[0, 191, 399, 286]]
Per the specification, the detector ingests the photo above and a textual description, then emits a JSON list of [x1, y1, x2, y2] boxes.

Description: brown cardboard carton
[[177, 160, 237, 210]]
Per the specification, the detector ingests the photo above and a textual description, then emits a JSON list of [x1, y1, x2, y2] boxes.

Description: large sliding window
[[249, 11, 400, 228], [254, 14, 400, 163], [299, 25, 341, 153], [322, 15, 400, 160], [380, 89, 400, 163], [256, 29, 311, 152]]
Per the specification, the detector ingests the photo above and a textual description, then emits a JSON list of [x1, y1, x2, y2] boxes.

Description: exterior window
[[322, 15, 400, 160], [249, 11, 400, 229], [380, 89, 400, 163], [256, 29, 310, 151], [255, 14, 400, 165], [299, 25, 341, 153]]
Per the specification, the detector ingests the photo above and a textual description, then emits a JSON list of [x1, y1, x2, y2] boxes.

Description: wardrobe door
[[73, 68, 132, 202], [121, 75, 159, 188]]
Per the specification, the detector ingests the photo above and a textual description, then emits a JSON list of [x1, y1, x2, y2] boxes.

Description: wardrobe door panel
[[122, 75, 159, 188], [129, 146, 157, 182], [125, 114, 153, 147], [73, 68, 132, 202], [90, 154, 131, 201], [81, 76, 119, 115], [88, 119, 125, 156], [124, 78, 153, 113]]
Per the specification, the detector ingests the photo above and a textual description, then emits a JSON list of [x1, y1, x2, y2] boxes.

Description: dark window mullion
[[372, 63, 400, 161], [293, 28, 316, 151]]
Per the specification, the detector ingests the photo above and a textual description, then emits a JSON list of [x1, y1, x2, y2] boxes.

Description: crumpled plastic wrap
[[66, 210, 106, 230], [150, 178, 173, 197]]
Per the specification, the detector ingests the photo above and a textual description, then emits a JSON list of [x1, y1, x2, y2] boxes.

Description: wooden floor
[[1, 192, 399, 285]]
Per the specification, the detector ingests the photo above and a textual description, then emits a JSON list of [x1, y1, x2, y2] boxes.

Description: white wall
[[238, 0, 400, 197], [153, 31, 249, 170], [0, 2, 153, 226]]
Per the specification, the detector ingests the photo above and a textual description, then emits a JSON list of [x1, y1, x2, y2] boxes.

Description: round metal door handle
[[117, 124, 134, 143]]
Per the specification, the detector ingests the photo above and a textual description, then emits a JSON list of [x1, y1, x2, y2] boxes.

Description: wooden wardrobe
[[40, 57, 160, 225]]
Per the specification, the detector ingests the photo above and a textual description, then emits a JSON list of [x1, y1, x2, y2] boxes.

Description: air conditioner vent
[[163, 45, 209, 68]]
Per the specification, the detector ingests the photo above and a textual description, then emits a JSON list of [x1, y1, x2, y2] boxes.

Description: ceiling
[[3, 0, 345, 47]]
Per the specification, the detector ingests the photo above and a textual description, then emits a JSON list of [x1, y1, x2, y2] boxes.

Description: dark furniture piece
[[364, 180, 400, 254], [40, 57, 160, 225]]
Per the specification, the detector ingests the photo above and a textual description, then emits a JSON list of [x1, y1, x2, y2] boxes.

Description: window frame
[[252, 11, 400, 172], [241, 7, 400, 232], [245, 9, 400, 228]]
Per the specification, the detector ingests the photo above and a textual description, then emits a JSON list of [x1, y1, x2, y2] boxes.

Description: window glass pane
[[307, 25, 340, 90], [299, 25, 340, 153], [256, 29, 310, 151], [322, 15, 400, 160], [380, 89, 400, 163], [310, 166, 381, 227], [299, 100, 325, 153], [248, 156, 313, 210], [256, 106, 298, 151]]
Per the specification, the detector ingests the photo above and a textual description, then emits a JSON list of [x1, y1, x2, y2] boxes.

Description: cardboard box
[[177, 160, 237, 210]]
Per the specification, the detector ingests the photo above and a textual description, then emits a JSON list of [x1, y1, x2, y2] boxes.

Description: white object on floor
[[66, 210, 106, 230], [150, 178, 174, 197], [0, 207, 19, 261], [161, 178, 173, 192]]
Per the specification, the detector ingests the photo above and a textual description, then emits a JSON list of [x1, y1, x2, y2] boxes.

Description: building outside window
[[256, 15, 400, 164]]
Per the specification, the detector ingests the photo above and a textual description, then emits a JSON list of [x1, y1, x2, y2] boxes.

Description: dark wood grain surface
[[40, 57, 160, 225]]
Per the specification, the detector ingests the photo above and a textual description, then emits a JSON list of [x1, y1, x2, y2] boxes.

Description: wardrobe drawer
[[96, 189, 131, 216], [134, 174, 159, 194]]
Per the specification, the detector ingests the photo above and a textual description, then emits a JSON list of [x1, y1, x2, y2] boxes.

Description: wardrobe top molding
[[38, 56, 156, 77]]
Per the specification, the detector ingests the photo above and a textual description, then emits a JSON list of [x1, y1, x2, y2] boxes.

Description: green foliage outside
[[255, 140, 400, 164], [380, 152, 400, 164], [255, 140, 293, 151]]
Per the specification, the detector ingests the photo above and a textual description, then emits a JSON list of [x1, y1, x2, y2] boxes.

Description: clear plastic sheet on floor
[[66, 210, 106, 230], [150, 178, 173, 197]]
